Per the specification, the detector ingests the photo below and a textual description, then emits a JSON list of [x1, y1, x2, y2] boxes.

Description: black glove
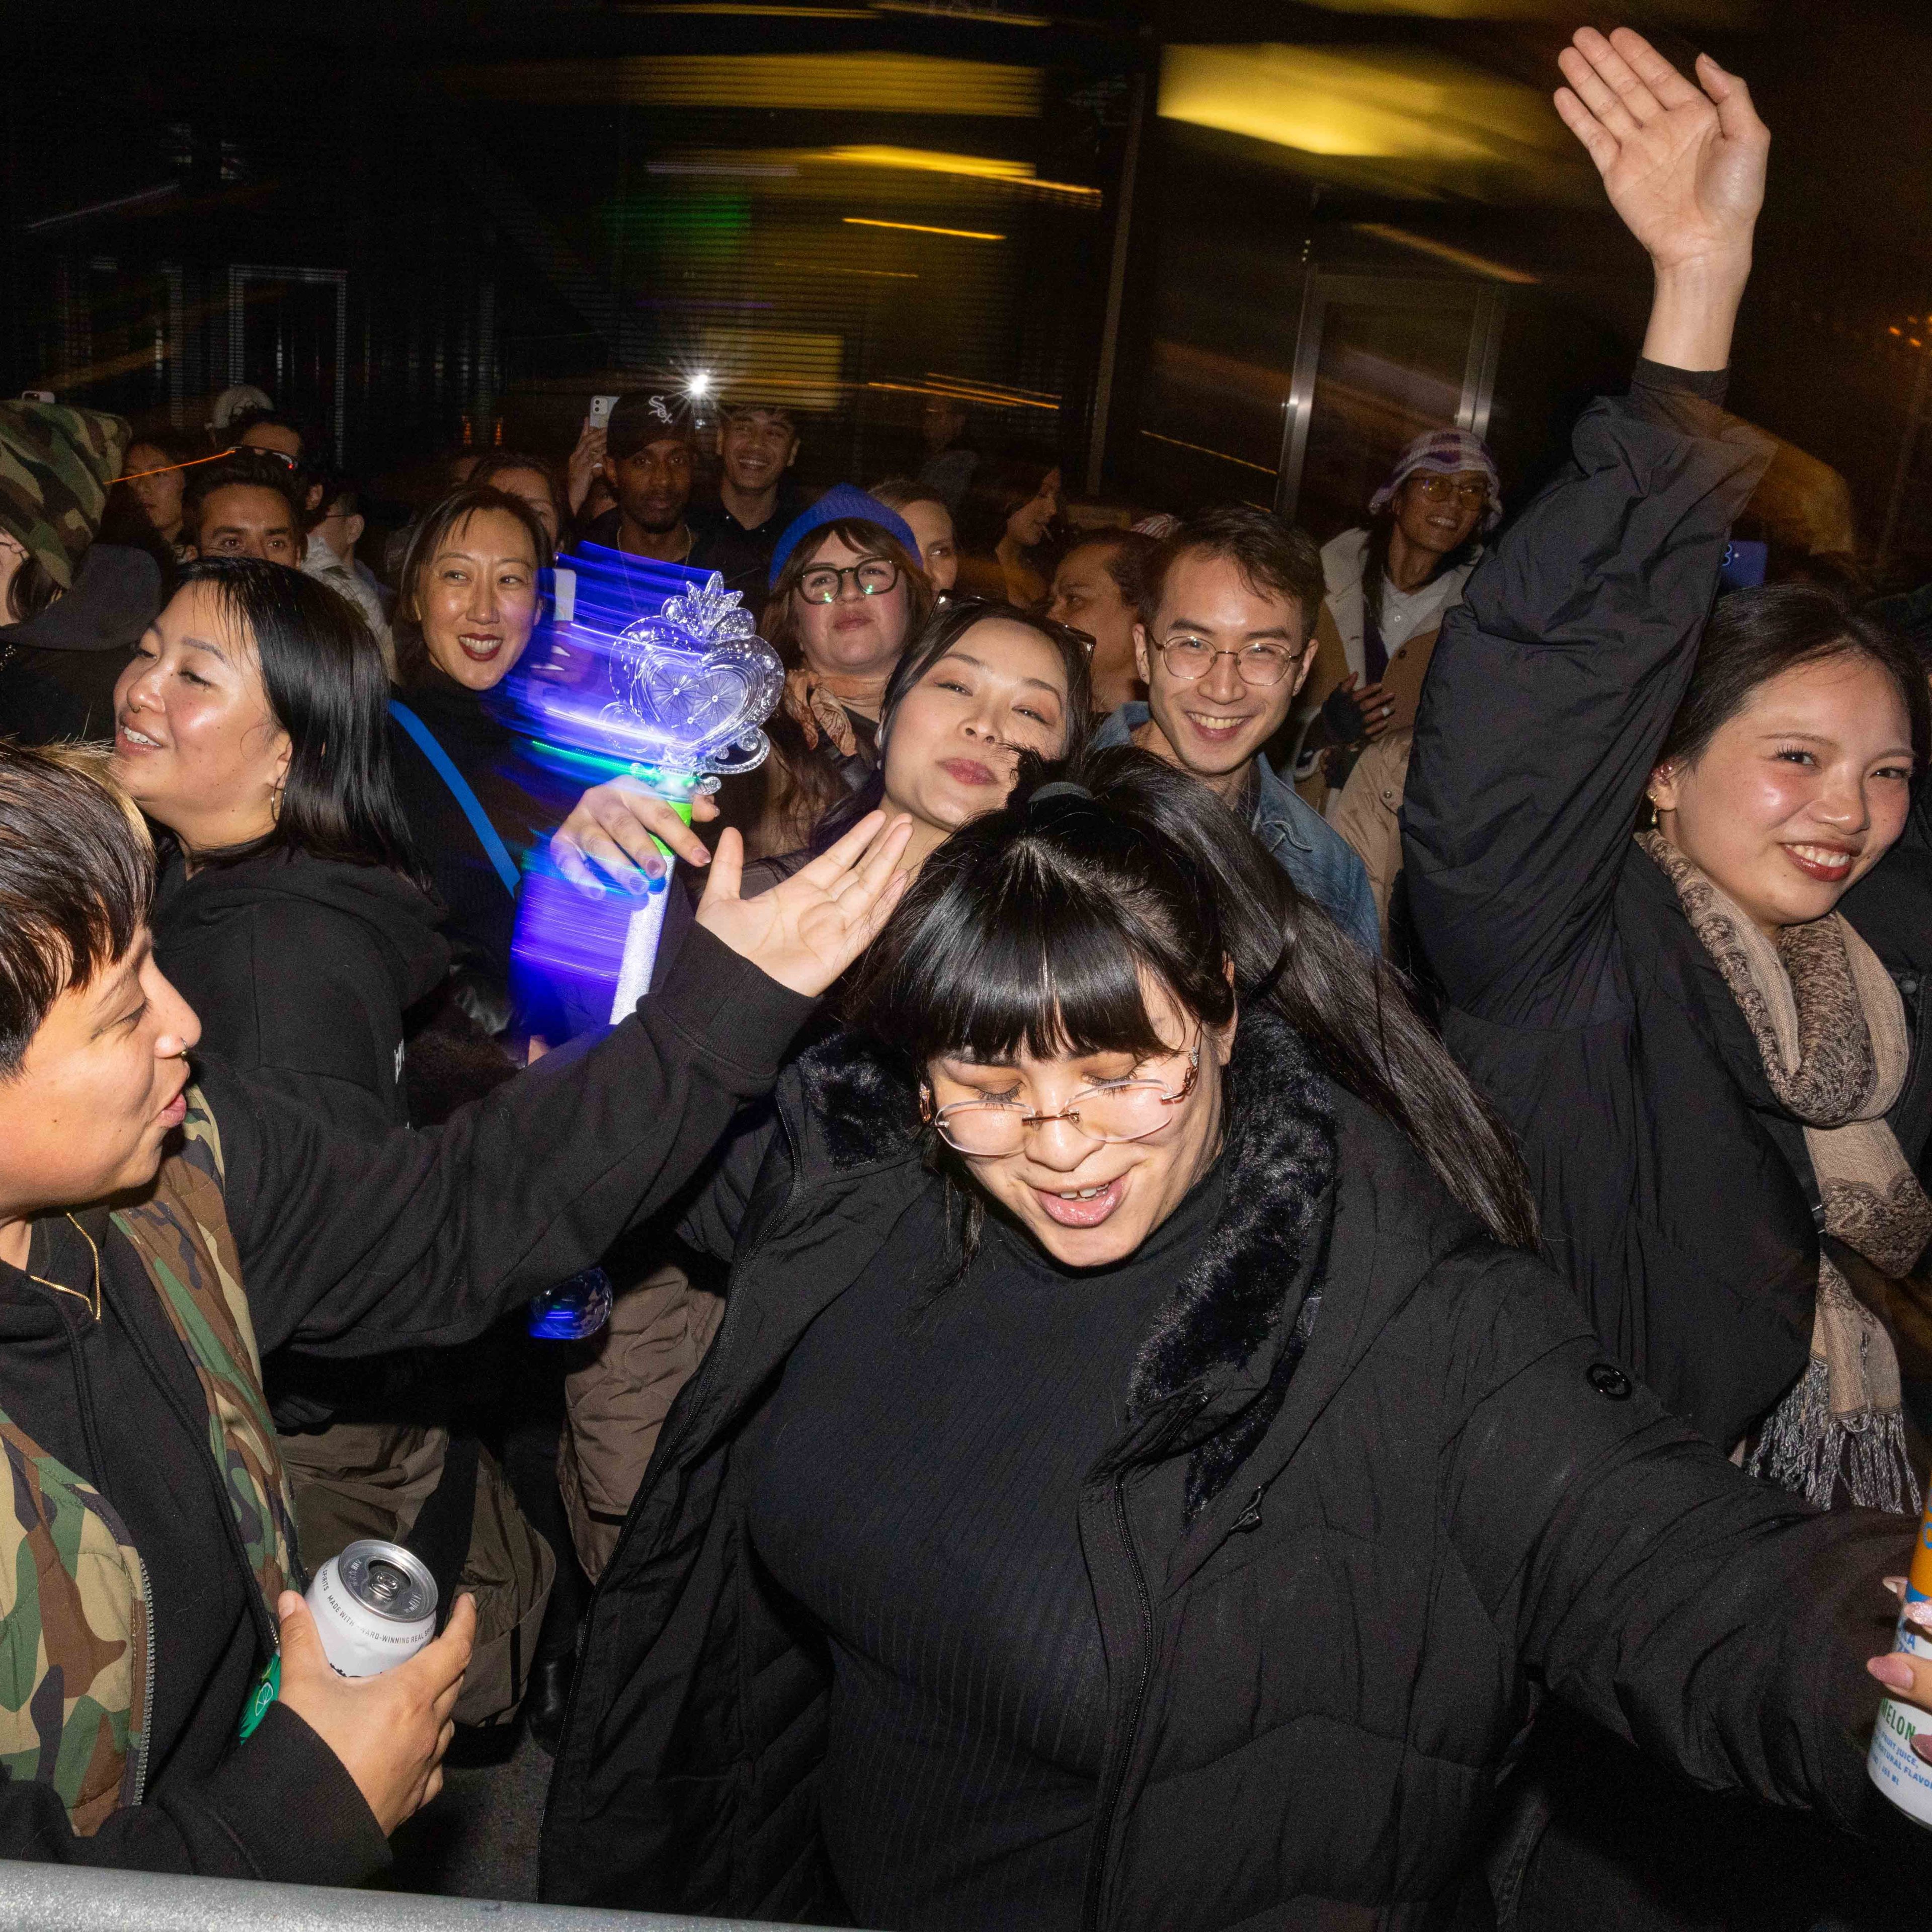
[[1320, 684, 1368, 745]]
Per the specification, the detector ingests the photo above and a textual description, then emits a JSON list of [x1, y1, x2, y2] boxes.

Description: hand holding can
[[271, 1572, 476, 1836]]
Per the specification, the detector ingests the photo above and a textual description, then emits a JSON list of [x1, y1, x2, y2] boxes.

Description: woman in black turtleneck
[[388, 487, 695, 1073], [386, 488, 568, 1041]]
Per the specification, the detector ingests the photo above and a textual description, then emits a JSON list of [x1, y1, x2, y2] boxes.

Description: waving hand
[[1555, 30, 1766, 370], [696, 812, 913, 998]]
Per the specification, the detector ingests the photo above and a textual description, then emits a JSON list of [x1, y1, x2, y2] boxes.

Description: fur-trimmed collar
[[792, 1006, 1339, 1518]]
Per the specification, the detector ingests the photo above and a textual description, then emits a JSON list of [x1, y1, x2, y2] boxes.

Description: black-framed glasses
[[1155, 636, 1299, 687], [797, 558, 901, 604], [920, 1042, 1202, 1157]]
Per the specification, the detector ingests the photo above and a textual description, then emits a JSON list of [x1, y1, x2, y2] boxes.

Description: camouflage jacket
[[0, 1091, 297, 1833]]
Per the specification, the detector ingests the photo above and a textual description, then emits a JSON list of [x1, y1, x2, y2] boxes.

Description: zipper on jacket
[[42, 1278, 158, 1809], [112, 1270, 282, 1658], [1082, 1471, 1155, 1932], [126, 1546, 155, 1806]]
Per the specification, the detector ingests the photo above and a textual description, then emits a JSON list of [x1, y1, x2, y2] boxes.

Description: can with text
[[307, 1539, 438, 1679], [1868, 1488, 1932, 1826]]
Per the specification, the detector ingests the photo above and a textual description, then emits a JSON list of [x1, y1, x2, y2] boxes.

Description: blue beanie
[[768, 485, 921, 590]]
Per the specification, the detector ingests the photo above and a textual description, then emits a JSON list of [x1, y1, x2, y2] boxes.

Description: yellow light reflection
[[1159, 43, 1566, 169], [1352, 223, 1539, 283], [870, 3, 1050, 25], [843, 218, 1005, 241], [1140, 430, 1277, 476], [1290, 0, 1755, 21], [823, 146, 1101, 200], [440, 53, 1041, 116], [866, 380, 1057, 412]]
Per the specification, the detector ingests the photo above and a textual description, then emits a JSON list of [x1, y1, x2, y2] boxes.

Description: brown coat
[[1328, 729, 1414, 948]]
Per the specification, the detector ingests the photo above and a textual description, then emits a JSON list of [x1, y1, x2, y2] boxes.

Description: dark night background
[[7, 0, 1929, 580]]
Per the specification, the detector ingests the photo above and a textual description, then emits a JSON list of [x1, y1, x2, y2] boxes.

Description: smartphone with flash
[[587, 394, 618, 430]]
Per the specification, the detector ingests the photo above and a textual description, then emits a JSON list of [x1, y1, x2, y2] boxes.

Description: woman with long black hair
[[1406, 29, 1929, 1500], [540, 740, 1918, 1930], [552, 598, 1093, 901], [954, 451, 1064, 608], [112, 558, 446, 1133], [110, 556, 556, 1740], [1403, 29, 1932, 1927], [543, 599, 1093, 1583]]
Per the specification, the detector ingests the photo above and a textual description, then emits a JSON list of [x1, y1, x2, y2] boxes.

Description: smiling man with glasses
[[1091, 505, 1380, 952]]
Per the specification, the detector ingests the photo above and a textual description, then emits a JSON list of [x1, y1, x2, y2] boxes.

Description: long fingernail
[[1870, 1655, 1915, 1691], [1907, 1599, 1932, 1631], [1916, 1735, 1932, 1765]]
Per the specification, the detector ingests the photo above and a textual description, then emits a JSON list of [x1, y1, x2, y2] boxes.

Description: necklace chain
[[27, 1214, 102, 1325]]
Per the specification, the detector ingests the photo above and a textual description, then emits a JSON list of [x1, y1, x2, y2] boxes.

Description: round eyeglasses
[[921, 1044, 1201, 1157], [797, 558, 901, 604], [1155, 636, 1299, 687], [1412, 475, 1488, 507]]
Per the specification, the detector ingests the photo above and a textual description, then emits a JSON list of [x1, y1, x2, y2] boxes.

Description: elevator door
[[1274, 274, 1507, 541]]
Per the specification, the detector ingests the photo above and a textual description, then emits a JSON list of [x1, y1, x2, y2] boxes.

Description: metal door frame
[[227, 264, 349, 454], [1273, 273, 1508, 522]]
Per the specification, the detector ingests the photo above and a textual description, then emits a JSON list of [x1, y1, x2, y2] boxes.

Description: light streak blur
[[1351, 223, 1540, 284], [822, 146, 1101, 200], [1140, 429, 1277, 475], [1289, 0, 1757, 19], [440, 52, 1042, 116], [1158, 43, 1584, 201], [842, 217, 1006, 241], [863, 373, 1059, 411]]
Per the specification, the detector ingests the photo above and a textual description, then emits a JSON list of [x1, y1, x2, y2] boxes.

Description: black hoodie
[[0, 543, 162, 744], [152, 846, 450, 1139]]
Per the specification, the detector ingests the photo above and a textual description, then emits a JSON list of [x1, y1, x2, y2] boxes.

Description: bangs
[[863, 838, 1194, 1067]]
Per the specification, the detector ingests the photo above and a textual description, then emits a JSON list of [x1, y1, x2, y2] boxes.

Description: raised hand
[[695, 811, 913, 997], [566, 423, 607, 517], [1554, 28, 1768, 370], [1555, 28, 1766, 271]]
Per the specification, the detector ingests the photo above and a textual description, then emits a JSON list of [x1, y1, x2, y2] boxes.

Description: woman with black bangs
[[540, 599, 1093, 1586], [541, 741, 1922, 1932]]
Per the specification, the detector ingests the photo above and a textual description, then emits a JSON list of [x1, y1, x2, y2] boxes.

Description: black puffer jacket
[[540, 1009, 1909, 1930], [1403, 366, 1932, 1455]]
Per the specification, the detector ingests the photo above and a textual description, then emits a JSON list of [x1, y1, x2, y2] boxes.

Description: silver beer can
[[306, 1539, 438, 1678]]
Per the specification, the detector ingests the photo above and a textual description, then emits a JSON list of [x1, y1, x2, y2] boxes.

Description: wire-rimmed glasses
[[921, 1043, 1202, 1156], [1154, 636, 1300, 687]]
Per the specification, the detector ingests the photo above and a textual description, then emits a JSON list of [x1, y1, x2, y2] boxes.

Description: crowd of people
[[2, 26, 1931, 1929]]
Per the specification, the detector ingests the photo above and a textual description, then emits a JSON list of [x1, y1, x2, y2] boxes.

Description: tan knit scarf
[[1641, 830, 1932, 1513]]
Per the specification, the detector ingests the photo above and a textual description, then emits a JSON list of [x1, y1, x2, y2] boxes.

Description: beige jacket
[[1328, 729, 1414, 949]]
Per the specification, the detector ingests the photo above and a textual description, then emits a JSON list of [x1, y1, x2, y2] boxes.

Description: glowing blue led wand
[[511, 570, 785, 1028], [510, 571, 784, 1340]]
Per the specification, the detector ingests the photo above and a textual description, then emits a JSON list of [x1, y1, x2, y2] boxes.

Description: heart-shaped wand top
[[605, 574, 784, 776]]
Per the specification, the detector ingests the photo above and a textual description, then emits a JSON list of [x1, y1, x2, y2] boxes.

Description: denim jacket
[[1092, 705, 1380, 954]]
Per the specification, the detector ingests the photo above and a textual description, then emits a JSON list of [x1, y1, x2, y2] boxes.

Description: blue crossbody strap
[[389, 699, 522, 897]]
